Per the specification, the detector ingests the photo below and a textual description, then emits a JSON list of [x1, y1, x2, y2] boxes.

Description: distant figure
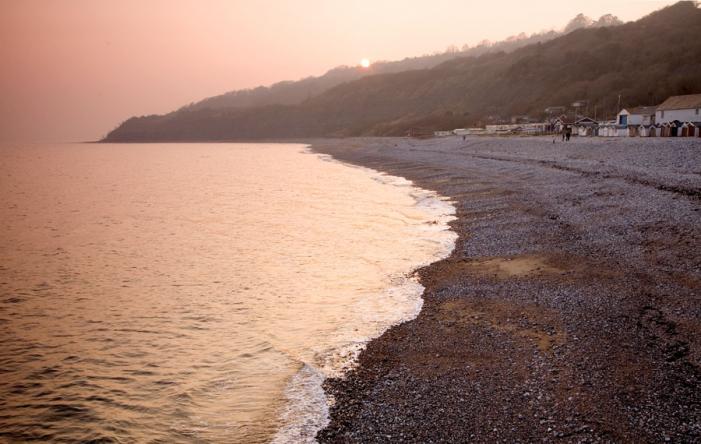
[[561, 127, 566, 142], [462, 135, 466, 141], [566, 126, 572, 141]]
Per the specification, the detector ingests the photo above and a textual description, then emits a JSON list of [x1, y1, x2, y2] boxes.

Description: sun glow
[[360, 58, 371, 68]]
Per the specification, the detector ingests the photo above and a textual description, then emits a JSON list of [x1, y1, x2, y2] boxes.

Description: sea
[[0, 143, 456, 443]]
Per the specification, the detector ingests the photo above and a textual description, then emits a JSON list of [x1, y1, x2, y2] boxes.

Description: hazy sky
[[0, 0, 676, 142]]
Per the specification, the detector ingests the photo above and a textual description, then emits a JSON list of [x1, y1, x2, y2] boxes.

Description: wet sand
[[310, 136, 701, 443]]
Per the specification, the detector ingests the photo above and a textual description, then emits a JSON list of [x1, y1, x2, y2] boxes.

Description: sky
[[0, 0, 677, 143]]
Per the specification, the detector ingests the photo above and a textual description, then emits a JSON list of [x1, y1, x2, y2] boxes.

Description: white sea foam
[[272, 147, 457, 443]]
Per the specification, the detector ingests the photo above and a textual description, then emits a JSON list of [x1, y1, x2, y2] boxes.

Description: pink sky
[[0, 0, 675, 142]]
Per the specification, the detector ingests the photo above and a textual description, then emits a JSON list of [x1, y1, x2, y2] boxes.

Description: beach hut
[[682, 122, 700, 137], [596, 121, 612, 137], [660, 121, 683, 137], [615, 125, 629, 137], [641, 124, 659, 137], [651, 124, 659, 137], [681, 123, 691, 137], [670, 121, 683, 137], [574, 117, 597, 137]]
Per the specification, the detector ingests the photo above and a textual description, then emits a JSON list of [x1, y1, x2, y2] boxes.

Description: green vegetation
[[104, 2, 701, 142]]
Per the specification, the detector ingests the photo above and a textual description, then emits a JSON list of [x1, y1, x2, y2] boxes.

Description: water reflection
[[0, 143, 455, 443]]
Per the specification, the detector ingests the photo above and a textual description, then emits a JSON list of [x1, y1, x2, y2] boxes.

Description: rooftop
[[626, 106, 657, 115], [656, 94, 701, 111]]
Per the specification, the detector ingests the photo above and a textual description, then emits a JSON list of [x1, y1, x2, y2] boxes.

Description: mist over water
[[0, 143, 455, 443]]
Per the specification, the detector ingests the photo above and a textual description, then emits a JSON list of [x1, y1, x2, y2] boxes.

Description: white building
[[655, 94, 701, 124], [574, 117, 597, 136], [638, 124, 658, 137], [616, 106, 657, 126], [454, 128, 486, 136], [520, 123, 547, 135], [485, 124, 522, 134]]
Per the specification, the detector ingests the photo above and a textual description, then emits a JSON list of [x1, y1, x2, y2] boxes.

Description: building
[[655, 94, 701, 124], [485, 124, 522, 134], [616, 106, 657, 126], [545, 106, 566, 116], [638, 124, 658, 137], [660, 121, 683, 137], [681, 122, 701, 137], [510, 115, 534, 124], [598, 121, 627, 137], [598, 122, 614, 137], [454, 128, 486, 136], [574, 117, 598, 136], [552, 115, 572, 133], [520, 123, 547, 135]]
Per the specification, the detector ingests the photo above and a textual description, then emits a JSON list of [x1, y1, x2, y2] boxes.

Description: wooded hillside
[[104, 2, 701, 141]]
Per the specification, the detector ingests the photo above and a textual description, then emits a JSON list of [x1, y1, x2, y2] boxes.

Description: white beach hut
[[638, 124, 656, 137], [574, 117, 597, 137]]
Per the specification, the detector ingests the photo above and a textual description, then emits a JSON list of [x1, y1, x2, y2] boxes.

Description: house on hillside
[[656, 94, 701, 124], [510, 115, 533, 124], [617, 106, 657, 126], [545, 106, 567, 116]]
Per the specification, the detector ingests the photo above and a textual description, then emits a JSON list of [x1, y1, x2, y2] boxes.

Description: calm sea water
[[0, 143, 455, 443]]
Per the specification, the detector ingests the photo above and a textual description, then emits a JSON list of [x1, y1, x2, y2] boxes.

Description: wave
[[271, 147, 457, 443]]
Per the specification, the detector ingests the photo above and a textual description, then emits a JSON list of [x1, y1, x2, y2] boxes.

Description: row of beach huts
[[438, 93, 701, 138]]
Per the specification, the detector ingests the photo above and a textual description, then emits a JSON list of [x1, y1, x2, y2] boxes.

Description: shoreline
[[310, 136, 701, 442], [273, 147, 458, 443]]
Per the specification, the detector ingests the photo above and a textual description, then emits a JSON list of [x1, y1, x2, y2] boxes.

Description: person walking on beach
[[566, 125, 572, 141]]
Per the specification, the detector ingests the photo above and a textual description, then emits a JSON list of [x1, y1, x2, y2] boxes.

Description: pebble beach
[[311, 136, 701, 443]]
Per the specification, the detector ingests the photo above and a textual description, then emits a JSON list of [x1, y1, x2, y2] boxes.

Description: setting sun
[[360, 58, 371, 68]]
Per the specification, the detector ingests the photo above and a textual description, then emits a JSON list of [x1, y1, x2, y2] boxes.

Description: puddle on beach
[[469, 255, 565, 278]]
